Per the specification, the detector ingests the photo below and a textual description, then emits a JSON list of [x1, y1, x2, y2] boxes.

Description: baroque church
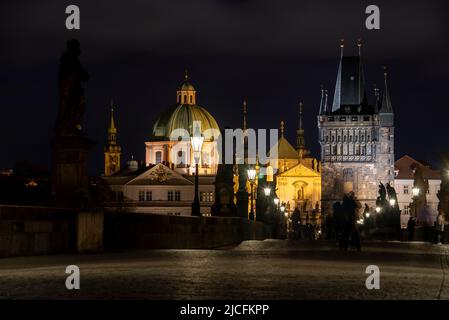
[[318, 41, 395, 216], [101, 73, 323, 218], [102, 74, 219, 216]]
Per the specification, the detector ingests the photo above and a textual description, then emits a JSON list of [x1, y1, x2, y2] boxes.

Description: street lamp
[[190, 124, 204, 216], [389, 198, 396, 207], [274, 197, 280, 206], [375, 206, 381, 213], [280, 205, 285, 213], [247, 167, 257, 220], [264, 187, 271, 197], [412, 187, 420, 197]]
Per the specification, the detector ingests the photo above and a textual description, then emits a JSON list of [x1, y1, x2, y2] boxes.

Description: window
[[363, 116, 370, 121], [325, 136, 329, 142], [111, 191, 124, 202], [155, 151, 162, 164], [146, 191, 152, 201], [340, 116, 346, 121], [183, 95, 187, 103], [139, 191, 145, 201], [190, 95, 193, 103], [355, 145, 360, 155], [168, 191, 181, 201], [361, 145, 366, 156], [351, 116, 358, 121], [404, 185, 409, 195], [200, 192, 214, 202]]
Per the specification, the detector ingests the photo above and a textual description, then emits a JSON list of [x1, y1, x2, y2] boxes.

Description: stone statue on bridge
[[55, 39, 90, 136]]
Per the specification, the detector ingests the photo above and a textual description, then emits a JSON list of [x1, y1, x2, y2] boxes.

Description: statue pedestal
[[51, 135, 95, 208]]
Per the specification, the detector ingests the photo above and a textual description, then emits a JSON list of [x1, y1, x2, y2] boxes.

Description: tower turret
[[104, 100, 122, 176]]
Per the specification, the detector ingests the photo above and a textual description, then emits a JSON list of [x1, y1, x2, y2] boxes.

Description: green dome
[[152, 104, 220, 141]]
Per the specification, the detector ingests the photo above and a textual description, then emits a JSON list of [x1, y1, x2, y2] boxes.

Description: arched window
[[183, 95, 187, 103], [155, 151, 162, 164], [189, 95, 193, 103]]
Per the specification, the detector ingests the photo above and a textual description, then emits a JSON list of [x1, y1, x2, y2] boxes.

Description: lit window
[[404, 185, 409, 195], [200, 192, 214, 202], [155, 151, 162, 164]]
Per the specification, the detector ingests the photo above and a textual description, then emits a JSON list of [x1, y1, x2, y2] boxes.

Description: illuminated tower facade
[[104, 103, 122, 176], [318, 41, 395, 216]]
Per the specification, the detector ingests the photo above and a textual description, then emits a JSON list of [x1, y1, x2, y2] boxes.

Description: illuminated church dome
[[152, 72, 220, 141]]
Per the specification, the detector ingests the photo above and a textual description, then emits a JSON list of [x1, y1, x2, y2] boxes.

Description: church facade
[[101, 74, 220, 216], [318, 42, 395, 216]]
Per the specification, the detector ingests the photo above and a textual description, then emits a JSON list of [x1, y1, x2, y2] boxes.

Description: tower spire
[[340, 38, 345, 57], [280, 120, 285, 137], [296, 101, 307, 158], [357, 38, 362, 56], [104, 100, 122, 176], [242, 100, 247, 131], [379, 66, 393, 113], [108, 99, 117, 143]]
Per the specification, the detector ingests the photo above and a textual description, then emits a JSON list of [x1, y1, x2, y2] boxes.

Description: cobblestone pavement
[[1, 240, 448, 299]]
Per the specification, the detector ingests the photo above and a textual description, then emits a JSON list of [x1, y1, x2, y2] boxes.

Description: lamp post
[[247, 167, 257, 220], [190, 124, 204, 216]]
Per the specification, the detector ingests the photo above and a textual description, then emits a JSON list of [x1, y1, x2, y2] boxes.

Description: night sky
[[1, 0, 449, 175]]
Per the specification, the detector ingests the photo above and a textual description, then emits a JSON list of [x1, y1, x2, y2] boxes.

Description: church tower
[[317, 40, 395, 216], [104, 101, 122, 176]]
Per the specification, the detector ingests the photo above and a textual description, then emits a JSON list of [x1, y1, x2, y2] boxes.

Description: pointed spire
[[298, 101, 303, 131], [184, 69, 189, 81], [357, 38, 362, 56], [340, 38, 345, 57], [109, 99, 116, 131], [324, 89, 329, 113], [242, 100, 247, 131], [332, 40, 344, 112], [332, 38, 367, 112], [373, 83, 380, 112], [296, 101, 308, 157], [379, 66, 393, 113], [280, 120, 285, 137], [319, 85, 326, 115]]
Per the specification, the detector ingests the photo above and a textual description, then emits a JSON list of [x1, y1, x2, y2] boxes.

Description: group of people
[[332, 192, 362, 251]]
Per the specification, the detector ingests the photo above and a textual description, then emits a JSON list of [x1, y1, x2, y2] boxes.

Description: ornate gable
[[278, 163, 320, 178], [126, 163, 193, 185]]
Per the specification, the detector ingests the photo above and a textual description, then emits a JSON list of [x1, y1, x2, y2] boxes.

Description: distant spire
[[357, 38, 362, 56], [319, 86, 326, 115], [109, 99, 116, 131], [242, 100, 247, 131], [379, 66, 394, 113], [184, 69, 188, 81], [280, 120, 285, 137], [373, 83, 380, 112], [324, 90, 329, 113], [296, 101, 307, 157], [340, 38, 345, 57]]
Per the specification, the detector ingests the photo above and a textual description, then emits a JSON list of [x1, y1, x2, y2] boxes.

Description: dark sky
[[1, 0, 449, 175]]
